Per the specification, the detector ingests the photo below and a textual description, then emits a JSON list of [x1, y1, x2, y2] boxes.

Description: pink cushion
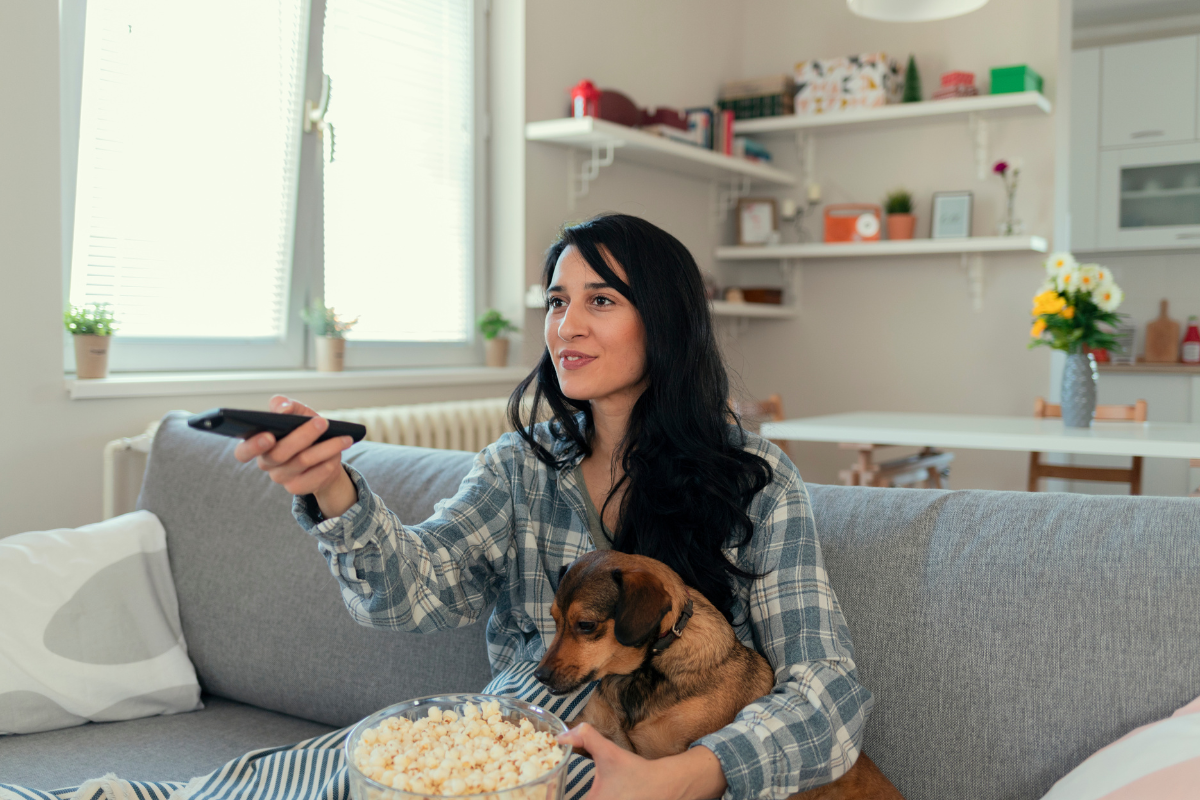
[[1042, 695, 1200, 800]]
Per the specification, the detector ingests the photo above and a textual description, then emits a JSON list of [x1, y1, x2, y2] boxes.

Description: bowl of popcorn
[[346, 694, 572, 800]]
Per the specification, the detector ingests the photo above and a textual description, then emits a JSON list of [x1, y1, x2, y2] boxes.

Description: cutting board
[[1144, 299, 1180, 363]]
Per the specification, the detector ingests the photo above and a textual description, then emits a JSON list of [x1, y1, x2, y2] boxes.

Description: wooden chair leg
[[1130, 456, 1143, 496], [925, 466, 942, 489], [1027, 452, 1042, 492]]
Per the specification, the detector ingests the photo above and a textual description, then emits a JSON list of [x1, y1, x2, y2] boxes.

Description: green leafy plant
[[63, 302, 117, 336], [477, 309, 518, 341], [301, 299, 358, 339], [884, 189, 913, 215]]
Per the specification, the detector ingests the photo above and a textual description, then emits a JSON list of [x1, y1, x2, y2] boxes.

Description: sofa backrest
[[138, 411, 493, 728], [810, 483, 1200, 800], [140, 410, 1200, 800]]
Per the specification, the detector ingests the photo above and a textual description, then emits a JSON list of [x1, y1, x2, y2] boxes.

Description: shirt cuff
[[290, 463, 377, 550]]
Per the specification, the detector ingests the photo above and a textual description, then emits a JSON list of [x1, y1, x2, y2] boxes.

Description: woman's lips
[[559, 352, 597, 371]]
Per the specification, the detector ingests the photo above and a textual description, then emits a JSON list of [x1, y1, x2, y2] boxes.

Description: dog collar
[[650, 597, 694, 654]]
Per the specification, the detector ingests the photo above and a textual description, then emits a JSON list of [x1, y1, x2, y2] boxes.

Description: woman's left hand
[[557, 723, 727, 800]]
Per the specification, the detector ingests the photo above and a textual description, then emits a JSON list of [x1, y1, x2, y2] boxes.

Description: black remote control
[[187, 408, 366, 444]]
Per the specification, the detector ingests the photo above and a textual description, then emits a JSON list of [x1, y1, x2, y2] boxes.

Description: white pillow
[[1041, 694, 1200, 800], [0, 510, 202, 735]]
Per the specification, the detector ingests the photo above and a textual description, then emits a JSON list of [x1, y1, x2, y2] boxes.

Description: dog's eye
[[576, 620, 597, 634]]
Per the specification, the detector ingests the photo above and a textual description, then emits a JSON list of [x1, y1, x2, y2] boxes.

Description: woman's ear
[[611, 568, 671, 647]]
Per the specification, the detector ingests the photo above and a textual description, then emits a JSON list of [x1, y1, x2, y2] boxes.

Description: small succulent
[[301, 299, 358, 339], [477, 309, 518, 341], [884, 188, 913, 215]]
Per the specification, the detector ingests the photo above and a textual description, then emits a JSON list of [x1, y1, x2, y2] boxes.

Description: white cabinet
[[1100, 36, 1197, 148], [1071, 48, 1101, 251], [1098, 141, 1200, 249]]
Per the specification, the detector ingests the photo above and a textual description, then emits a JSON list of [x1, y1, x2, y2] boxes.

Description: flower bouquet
[[1029, 253, 1125, 427]]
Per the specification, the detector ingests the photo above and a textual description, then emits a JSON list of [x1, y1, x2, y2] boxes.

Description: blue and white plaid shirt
[[292, 423, 873, 800]]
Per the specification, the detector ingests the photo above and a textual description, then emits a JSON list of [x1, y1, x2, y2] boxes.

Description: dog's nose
[[533, 665, 552, 685]]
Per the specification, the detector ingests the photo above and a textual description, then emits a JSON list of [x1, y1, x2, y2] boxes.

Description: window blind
[[323, 0, 474, 343], [70, 0, 308, 340]]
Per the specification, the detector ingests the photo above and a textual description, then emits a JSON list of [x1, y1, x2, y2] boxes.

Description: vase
[[315, 336, 346, 372], [485, 337, 510, 367], [73, 335, 111, 379], [886, 213, 915, 240], [998, 189, 1023, 236], [1061, 351, 1098, 428]]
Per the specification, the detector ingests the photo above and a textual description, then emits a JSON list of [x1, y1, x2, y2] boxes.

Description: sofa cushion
[[808, 484, 1200, 800], [0, 694, 335, 789], [136, 411, 493, 729]]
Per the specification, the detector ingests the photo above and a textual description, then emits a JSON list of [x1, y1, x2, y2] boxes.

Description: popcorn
[[352, 701, 566, 797]]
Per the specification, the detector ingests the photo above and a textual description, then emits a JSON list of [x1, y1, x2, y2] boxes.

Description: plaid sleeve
[[692, 461, 874, 800], [291, 440, 517, 634]]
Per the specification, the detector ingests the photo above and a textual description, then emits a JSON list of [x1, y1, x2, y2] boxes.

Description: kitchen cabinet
[[1100, 35, 1197, 148]]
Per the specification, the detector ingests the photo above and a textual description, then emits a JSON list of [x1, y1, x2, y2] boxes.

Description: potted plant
[[64, 302, 117, 379], [1029, 253, 1125, 427], [885, 189, 916, 240], [477, 309, 518, 367], [301, 299, 358, 372]]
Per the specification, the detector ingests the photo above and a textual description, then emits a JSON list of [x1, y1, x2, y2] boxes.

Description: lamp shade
[[847, 0, 988, 22]]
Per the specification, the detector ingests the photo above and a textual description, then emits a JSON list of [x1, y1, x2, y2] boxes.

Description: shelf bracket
[[567, 141, 616, 210], [963, 252, 985, 311], [714, 176, 753, 223], [968, 112, 989, 181], [779, 258, 801, 308], [796, 131, 817, 197]]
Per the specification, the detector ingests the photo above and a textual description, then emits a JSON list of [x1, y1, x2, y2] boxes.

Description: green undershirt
[[575, 464, 614, 551]]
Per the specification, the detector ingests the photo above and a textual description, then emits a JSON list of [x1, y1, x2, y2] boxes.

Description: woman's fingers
[[256, 415, 329, 468], [273, 449, 349, 497], [233, 431, 275, 463], [262, 432, 353, 480], [271, 395, 317, 417]]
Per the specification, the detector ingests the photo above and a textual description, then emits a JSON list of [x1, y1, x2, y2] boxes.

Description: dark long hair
[[508, 214, 773, 622]]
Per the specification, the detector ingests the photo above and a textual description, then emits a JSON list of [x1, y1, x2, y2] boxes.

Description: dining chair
[[731, 393, 790, 458], [1028, 397, 1148, 494]]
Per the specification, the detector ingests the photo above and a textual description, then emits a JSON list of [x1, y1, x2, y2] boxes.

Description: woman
[[236, 214, 873, 800]]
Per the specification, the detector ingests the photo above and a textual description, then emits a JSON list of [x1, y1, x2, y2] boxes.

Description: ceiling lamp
[[847, 0, 988, 22]]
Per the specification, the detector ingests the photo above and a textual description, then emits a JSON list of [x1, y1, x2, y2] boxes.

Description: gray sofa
[[3, 410, 1199, 800]]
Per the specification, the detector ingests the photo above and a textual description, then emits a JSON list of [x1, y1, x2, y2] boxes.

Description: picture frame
[[931, 191, 973, 239], [736, 198, 779, 246]]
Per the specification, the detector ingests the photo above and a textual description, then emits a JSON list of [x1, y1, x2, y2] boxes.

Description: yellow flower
[[1061, 306, 1075, 319], [1031, 290, 1066, 316], [1031, 319, 1047, 337]]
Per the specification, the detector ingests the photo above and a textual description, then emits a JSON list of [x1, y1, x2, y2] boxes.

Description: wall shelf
[[709, 300, 796, 319], [525, 117, 797, 188], [1098, 362, 1200, 374], [715, 235, 1049, 261], [733, 92, 1052, 135]]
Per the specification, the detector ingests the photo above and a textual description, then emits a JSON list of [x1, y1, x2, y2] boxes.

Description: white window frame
[[60, 0, 489, 374]]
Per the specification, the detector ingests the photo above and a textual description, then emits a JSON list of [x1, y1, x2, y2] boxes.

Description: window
[[64, 0, 484, 372]]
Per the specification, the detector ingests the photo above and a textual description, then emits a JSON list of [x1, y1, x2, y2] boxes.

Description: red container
[[570, 79, 601, 118], [1183, 315, 1200, 364]]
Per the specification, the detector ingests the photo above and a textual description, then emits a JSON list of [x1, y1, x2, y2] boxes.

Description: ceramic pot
[[315, 336, 346, 372], [485, 337, 510, 367], [886, 213, 915, 240], [74, 335, 111, 379], [1061, 351, 1098, 428]]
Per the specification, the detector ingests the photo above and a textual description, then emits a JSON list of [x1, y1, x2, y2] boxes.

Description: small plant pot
[[315, 336, 346, 372], [886, 213, 916, 240], [485, 337, 510, 368], [74, 335, 111, 379]]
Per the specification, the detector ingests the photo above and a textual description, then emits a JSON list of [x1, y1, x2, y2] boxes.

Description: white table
[[762, 412, 1200, 492]]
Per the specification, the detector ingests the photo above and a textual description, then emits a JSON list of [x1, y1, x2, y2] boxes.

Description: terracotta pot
[[485, 337, 510, 368], [886, 213, 916, 240], [74, 335, 111, 379], [315, 336, 346, 372]]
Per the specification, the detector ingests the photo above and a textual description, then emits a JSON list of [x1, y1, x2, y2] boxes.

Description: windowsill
[[65, 365, 531, 400]]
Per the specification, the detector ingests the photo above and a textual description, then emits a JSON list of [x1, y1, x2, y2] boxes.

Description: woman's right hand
[[233, 395, 358, 518]]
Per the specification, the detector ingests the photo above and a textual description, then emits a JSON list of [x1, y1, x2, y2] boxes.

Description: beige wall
[[525, 0, 1061, 490]]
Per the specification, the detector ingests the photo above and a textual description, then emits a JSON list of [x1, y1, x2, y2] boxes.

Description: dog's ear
[[611, 568, 671, 647], [557, 563, 571, 586]]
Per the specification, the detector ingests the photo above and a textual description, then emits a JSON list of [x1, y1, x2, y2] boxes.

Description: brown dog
[[535, 551, 902, 800]]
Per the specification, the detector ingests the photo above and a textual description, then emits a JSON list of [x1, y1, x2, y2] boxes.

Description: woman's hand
[[233, 395, 358, 518], [557, 723, 728, 800]]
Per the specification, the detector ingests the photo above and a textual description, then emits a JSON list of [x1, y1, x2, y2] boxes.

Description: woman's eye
[[577, 620, 597, 634], [592, 296, 613, 306], [547, 296, 565, 309]]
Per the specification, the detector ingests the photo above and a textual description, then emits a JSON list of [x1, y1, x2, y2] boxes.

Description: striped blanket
[[1, 664, 596, 800]]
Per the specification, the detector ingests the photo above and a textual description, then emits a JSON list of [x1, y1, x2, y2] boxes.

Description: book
[[720, 74, 795, 100]]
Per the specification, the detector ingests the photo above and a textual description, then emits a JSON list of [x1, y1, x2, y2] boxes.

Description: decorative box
[[824, 204, 882, 243], [794, 53, 902, 115], [989, 64, 1043, 95]]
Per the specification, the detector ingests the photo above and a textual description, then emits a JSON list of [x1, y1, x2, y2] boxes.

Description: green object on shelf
[[902, 55, 921, 103], [990, 64, 1043, 95]]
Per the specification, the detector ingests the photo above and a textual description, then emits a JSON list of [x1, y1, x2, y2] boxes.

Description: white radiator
[[103, 397, 517, 520]]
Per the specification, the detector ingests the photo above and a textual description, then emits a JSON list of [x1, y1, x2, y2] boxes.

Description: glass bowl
[[345, 693, 573, 800]]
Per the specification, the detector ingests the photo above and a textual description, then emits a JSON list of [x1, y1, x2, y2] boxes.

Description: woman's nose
[[555, 300, 586, 341]]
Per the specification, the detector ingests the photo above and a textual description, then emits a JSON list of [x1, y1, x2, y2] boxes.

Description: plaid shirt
[[293, 424, 873, 800]]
